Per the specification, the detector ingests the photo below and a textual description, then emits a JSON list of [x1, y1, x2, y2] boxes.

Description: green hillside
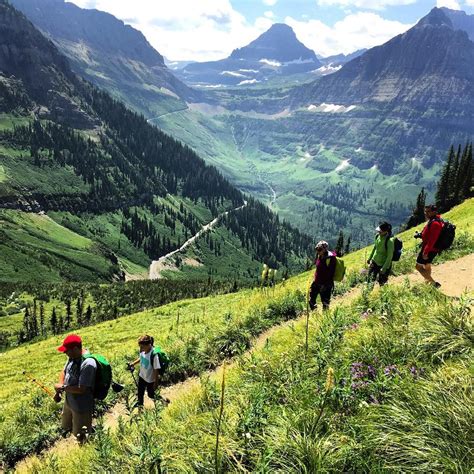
[[0, 0, 314, 285], [1, 198, 472, 469]]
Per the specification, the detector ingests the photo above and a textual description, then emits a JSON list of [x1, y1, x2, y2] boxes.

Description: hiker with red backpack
[[54, 334, 97, 442], [127, 334, 167, 407], [415, 204, 455, 288], [367, 222, 396, 286], [309, 241, 337, 311]]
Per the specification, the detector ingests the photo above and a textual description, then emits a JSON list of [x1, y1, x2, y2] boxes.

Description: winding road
[[148, 201, 248, 279]]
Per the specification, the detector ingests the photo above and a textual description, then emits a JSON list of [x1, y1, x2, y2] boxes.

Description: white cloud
[[67, 0, 270, 61], [263, 0, 278, 5], [316, 0, 416, 10], [286, 12, 413, 56], [436, 0, 461, 9], [264, 11, 275, 18]]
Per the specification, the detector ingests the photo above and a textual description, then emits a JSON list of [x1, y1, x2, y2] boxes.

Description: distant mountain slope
[[10, 0, 202, 117], [441, 7, 474, 41], [292, 8, 474, 111], [176, 24, 322, 87], [0, 0, 313, 283]]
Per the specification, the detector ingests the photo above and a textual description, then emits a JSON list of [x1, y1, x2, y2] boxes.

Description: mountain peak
[[229, 23, 318, 63], [416, 7, 453, 29]]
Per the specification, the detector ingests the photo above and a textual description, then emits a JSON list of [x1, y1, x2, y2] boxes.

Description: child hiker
[[127, 335, 160, 407]]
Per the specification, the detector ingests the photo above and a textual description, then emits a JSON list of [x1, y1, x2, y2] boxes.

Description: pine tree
[[335, 231, 344, 256], [450, 144, 462, 206], [344, 236, 351, 255], [460, 143, 473, 201], [405, 187, 426, 230], [65, 300, 72, 329], [76, 296, 83, 327], [50, 307, 58, 335], [85, 305, 92, 324], [23, 307, 31, 340], [436, 145, 454, 212], [39, 302, 45, 336]]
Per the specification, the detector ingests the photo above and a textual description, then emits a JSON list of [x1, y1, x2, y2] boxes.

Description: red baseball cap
[[57, 334, 82, 352]]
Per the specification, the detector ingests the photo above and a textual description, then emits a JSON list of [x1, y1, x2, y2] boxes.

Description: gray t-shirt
[[64, 357, 97, 413]]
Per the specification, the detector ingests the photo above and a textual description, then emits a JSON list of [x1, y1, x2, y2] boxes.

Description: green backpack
[[83, 353, 112, 400], [150, 347, 170, 376], [327, 255, 346, 282]]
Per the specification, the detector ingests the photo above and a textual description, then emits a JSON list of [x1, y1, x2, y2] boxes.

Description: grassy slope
[[0, 199, 472, 468], [0, 210, 116, 282], [39, 278, 472, 473]]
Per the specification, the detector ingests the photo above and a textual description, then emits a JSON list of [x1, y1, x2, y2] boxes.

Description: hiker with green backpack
[[127, 334, 168, 407], [309, 241, 339, 311], [367, 221, 397, 286], [54, 334, 97, 442]]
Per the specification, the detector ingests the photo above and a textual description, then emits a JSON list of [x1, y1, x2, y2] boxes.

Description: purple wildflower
[[384, 365, 398, 377], [367, 365, 377, 379], [369, 395, 380, 404]]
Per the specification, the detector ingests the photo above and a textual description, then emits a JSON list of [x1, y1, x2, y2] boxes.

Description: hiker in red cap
[[54, 334, 96, 442]]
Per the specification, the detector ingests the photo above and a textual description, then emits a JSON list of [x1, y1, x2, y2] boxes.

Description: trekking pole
[[127, 364, 139, 387], [22, 371, 55, 397]]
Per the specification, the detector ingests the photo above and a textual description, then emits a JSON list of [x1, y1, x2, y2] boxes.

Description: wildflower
[[368, 395, 380, 404], [367, 365, 376, 379], [410, 366, 425, 379], [384, 365, 398, 377], [350, 323, 359, 330], [325, 367, 335, 392]]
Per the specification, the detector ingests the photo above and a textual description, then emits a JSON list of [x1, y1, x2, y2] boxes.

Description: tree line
[[0, 278, 251, 349], [405, 142, 473, 229]]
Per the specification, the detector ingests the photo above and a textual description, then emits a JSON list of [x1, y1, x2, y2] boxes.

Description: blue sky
[[68, 0, 474, 61]]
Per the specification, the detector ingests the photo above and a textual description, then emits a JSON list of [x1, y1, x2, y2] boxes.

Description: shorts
[[61, 399, 93, 440], [416, 249, 438, 265]]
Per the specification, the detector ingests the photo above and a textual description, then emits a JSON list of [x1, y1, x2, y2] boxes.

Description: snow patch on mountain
[[220, 71, 248, 78], [308, 103, 357, 113], [335, 159, 351, 172], [315, 64, 342, 75], [259, 58, 281, 67], [238, 79, 260, 85]]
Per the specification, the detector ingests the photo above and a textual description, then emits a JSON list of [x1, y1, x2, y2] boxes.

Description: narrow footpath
[[15, 254, 473, 472]]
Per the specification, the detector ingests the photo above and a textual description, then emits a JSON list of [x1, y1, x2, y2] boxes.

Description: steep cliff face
[[0, 1, 98, 127], [292, 8, 474, 113], [10, 0, 201, 113]]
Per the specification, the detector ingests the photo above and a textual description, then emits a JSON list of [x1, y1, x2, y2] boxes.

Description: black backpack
[[391, 237, 403, 262], [384, 234, 403, 262], [432, 218, 456, 251]]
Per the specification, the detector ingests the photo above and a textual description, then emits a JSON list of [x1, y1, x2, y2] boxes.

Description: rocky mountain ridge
[[10, 0, 201, 116], [176, 23, 322, 87]]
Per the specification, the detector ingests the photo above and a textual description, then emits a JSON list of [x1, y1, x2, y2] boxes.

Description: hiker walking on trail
[[367, 222, 394, 286], [54, 334, 96, 442], [309, 241, 337, 311], [415, 205, 443, 288], [127, 335, 161, 407]]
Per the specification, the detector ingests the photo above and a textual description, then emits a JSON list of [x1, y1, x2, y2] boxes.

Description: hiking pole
[[22, 371, 55, 397], [126, 364, 139, 387]]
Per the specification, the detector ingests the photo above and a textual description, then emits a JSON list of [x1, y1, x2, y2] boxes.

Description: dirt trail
[[149, 201, 247, 279], [15, 254, 473, 472]]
